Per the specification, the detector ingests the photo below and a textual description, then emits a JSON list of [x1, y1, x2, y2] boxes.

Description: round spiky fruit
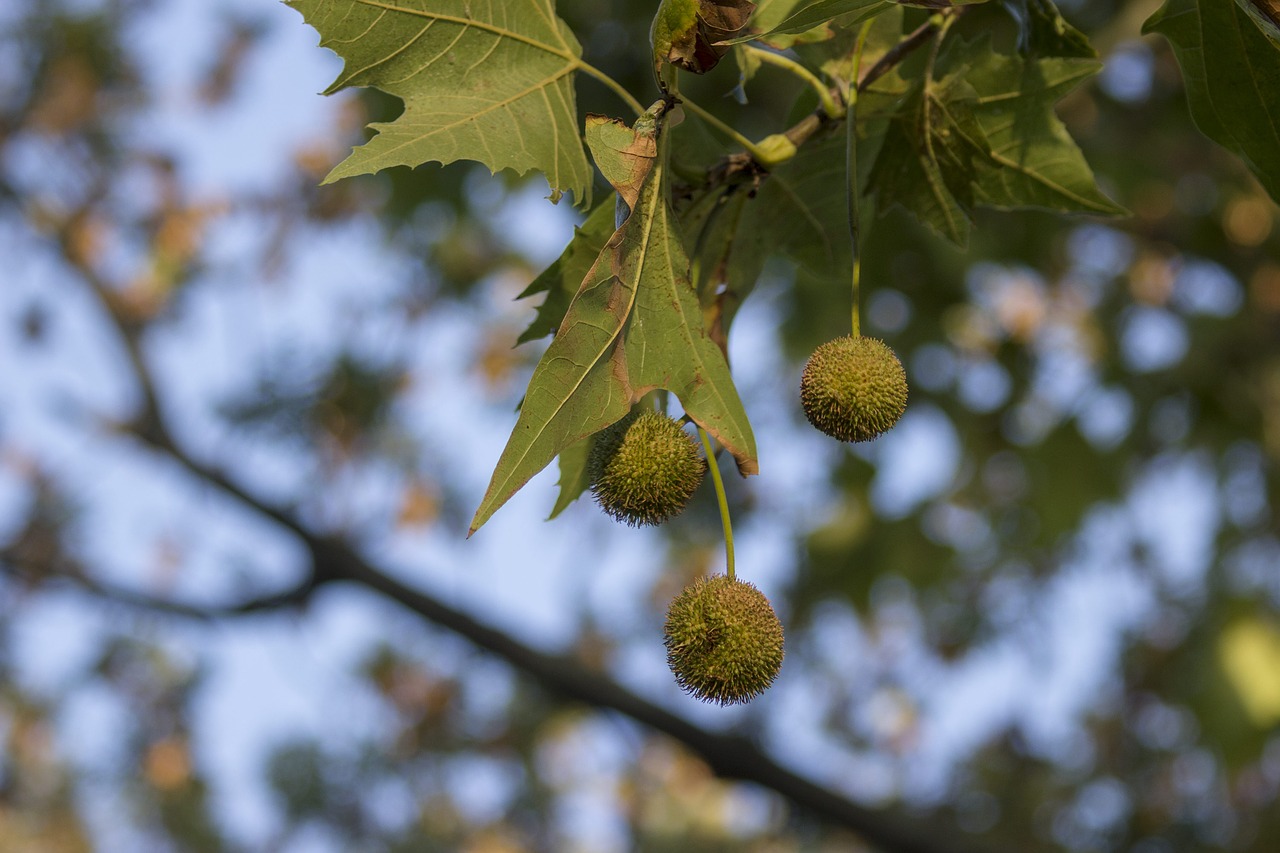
[[588, 410, 705, 527], [664, 575, 785, 705], [800, 335, 908, 442]]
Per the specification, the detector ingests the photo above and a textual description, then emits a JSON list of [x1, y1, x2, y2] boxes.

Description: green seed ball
[[799, 335, 908, 442], [588, 410, 705, 527], [664, 575, 785, 705]]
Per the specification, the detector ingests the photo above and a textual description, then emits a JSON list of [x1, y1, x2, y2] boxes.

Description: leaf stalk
[[847, 21, 874, 339], [698, 426, 736, 581]]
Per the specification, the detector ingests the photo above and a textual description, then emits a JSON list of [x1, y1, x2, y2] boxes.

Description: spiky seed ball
[[664, 575, 785, 705], [588, 410, 705, 527], [800, 335, 908, 442]]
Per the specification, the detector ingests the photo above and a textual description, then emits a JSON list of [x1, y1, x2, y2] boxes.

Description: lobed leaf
[[288, 0, 594, 205], [1145, 0, 1280, 203], [869, 38, 1123, 246], [471, 108, 756, 534]]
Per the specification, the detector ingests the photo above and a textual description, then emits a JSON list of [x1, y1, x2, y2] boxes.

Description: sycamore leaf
[[288, 0, 594, 205], [869, 39, 1123, 246], [965, 49, 1124, 215], [1145, 0, 1280, 202], [516, 199, 616, 345], [471, 108, 756, 534], [869, 69, 983, 244], [653, 0, 756, 75]]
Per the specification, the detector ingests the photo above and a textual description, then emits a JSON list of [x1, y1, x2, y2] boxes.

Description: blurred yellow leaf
[[397, 480, 440, 528], [28, 56, 99, 134], [143, 738, 192, 791], [1218, 618, 1280, 726]]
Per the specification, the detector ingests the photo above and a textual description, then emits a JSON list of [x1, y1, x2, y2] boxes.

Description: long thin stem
[[742, 45, 841, 119], [697, 427, 736, 580], [847, 21, 874, 339], [679, 96, 771, 165], [576, 60, 646, 117]]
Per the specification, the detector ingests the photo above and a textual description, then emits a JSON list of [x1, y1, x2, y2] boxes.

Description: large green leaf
[[287, 0, 594, 205], [1145, 0, 1280, 202], [869, 38, 1123, 245], [966, 49, 1124, 215], [470, 108, 757, 534]]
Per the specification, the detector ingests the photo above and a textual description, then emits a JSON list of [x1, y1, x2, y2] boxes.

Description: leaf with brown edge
[[653, 0, 757, 75], [471, 105, 756, 535]]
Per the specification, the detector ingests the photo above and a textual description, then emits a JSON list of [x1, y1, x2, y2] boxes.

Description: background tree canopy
[[1, 0, 1278, 851]]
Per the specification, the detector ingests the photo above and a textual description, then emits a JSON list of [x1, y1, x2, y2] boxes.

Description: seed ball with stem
[[588, 409, 705, 526], [800, 335, 908, 442], [664, 575, 785, 705]]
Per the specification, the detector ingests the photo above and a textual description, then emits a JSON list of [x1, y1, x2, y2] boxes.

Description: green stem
[[679, 96, 771, 165], [575, 60, 646, 117], [697, 427, 735, 581], [847, 21, 874, 339], [742, 45, 841, 119]]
